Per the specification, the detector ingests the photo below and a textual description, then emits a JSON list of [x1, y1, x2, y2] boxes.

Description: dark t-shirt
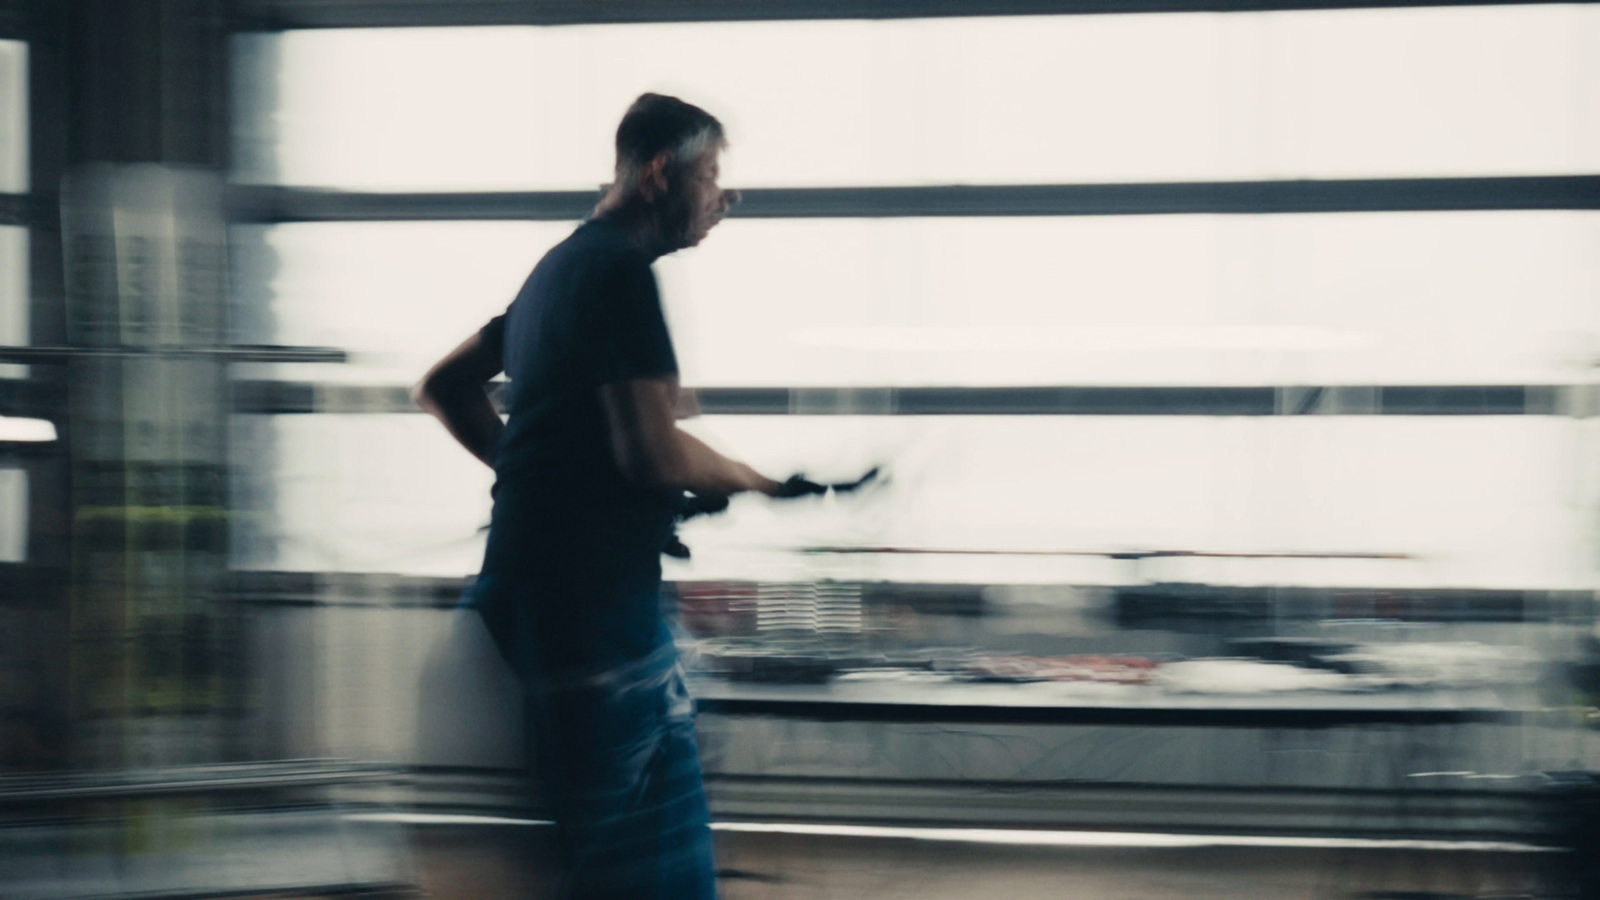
[[472, 217, 680, 676]]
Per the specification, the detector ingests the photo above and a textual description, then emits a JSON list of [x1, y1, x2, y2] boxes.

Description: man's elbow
[[410, 377, 440, 413], [615, 442, 680, 489], [411, 368, 461, 414]]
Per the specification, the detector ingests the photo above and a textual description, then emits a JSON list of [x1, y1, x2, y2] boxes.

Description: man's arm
[[412, 328, 505, 468], [674, 387, 701, 420], [600, 375, 780, 496]]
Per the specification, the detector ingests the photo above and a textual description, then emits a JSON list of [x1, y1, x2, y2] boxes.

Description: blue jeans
[[469, 578, 717, 900], [538, 657, 716, 900]]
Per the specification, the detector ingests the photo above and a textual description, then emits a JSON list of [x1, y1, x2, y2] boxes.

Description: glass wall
[[0, 40, 26, 194], [237, 7, 1600, 190], [241, 212, 1600, 387], [230, 5, 1600, 600]]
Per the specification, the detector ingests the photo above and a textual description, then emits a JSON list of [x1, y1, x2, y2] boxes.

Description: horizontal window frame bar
[[0, 761, 401, 803], [228, 382, 1574, 416], [689, 693, 1514, 727], [0, 376, 60, 420], [3, 379, 1577, 418], [229, 176, 1600, 223], [232, 0, 1593, 30], [0, 345, 349, 364], [0, 441, 57, 460], [0, 192, 30, 227], [220, 567, 1570, 613]]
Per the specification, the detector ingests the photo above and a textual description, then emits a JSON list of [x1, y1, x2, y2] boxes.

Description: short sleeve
[[479, 313, 507, 356], [594, 255, 678, 385]]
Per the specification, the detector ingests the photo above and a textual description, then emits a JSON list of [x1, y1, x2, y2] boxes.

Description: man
[[413, 93, 790, 899]]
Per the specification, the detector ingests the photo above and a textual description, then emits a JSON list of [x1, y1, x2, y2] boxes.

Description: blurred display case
[[665, 569, 1599, 836]]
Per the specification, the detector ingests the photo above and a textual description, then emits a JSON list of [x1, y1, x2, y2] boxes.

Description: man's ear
[[639, 151, 673, 201]]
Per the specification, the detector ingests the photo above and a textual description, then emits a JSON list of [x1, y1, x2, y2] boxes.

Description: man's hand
[[767, 467, 881, 498], [662, 467, 880, 560], [772, 474, 827, 498], [677, 491, 731, 520]]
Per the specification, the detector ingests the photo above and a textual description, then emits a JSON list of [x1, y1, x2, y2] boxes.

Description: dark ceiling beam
[[233, 0, 1593, 30], [230, 175, 1600, 224], [0, 1, 31, 39]]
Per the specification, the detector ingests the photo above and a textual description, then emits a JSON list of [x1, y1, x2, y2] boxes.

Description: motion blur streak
[[3, 4, 1599, 900]]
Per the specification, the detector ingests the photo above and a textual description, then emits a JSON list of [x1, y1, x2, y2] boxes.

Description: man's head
[[605, 93, 734, 252]]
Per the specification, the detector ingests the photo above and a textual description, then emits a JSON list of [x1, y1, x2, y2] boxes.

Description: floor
[[406, 825, 1554, 900]]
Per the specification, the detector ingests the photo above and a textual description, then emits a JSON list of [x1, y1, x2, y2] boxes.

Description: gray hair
[[612, 92, 726, 185], [616, 124, 722, 185]]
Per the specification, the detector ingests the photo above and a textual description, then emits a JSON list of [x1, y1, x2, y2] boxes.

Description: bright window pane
[[0, 40, 24, 193], [244, 212, 1600, 387], [230, 222, 572, 384], [238, 6, 1600, 190], [239, 414, 1583, 591], [0, 226, 25, 379], [231, 414, 494, 576], [682, 416, 1582, 590], [0, 468, 23, 563]]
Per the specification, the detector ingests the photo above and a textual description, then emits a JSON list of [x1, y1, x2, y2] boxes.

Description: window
[[0, 468, 24, 564], [0, 40, 25, 194], [237, 6, 1600, 190], [231, 6, 1600, 595], [242, 212, 1600, 387], [231, 413, 495, 576], [681, 415, 1583, 590], [0, 226, 24, 379], [239, 413, 1580, 590], [230, 222, 567, 384]]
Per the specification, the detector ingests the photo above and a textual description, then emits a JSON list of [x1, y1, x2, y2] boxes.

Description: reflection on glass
[[237, 6, 1600, 190], [243, 213, 1600, 387], [237, 413, 1581, 591], [0, 40, 24, 193]]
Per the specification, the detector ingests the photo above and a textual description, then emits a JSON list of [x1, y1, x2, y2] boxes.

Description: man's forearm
[[599, 376, 777, 496], [658, 428, 777, 496], [415, 385, 504, 468]]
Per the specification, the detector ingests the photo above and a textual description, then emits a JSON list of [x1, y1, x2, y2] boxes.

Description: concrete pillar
[[54, 0, 240, 769]]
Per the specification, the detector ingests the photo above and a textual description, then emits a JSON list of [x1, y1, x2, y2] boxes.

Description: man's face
[[671, 147, 733, 250]]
